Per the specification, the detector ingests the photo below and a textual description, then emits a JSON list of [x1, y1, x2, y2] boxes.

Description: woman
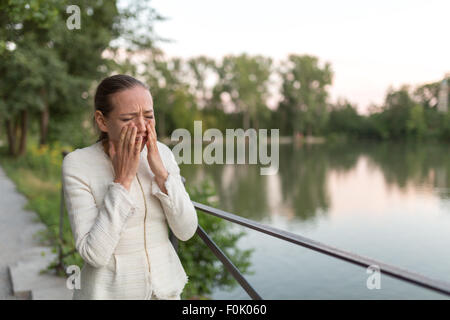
[[62, 74, 198, 300]]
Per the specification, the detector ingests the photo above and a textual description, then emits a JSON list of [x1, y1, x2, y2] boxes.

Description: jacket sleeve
[[62, 153, 137, 268], [151, 146, 198, 241]]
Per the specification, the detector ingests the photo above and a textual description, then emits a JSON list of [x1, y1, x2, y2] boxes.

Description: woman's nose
[[134, 116, 147, 133]]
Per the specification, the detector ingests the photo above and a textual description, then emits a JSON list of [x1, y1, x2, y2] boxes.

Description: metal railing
[[59, 151, 450, 299], [188, 201, 450, 299]]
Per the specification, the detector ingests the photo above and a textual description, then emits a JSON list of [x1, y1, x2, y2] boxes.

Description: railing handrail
[[192, 201, 450, 297]]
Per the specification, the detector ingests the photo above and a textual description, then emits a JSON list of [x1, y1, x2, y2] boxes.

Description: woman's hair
[[93, 74, 149, 142]]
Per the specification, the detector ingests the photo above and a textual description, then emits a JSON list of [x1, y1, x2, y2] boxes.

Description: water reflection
[[179, 141, 450, 222], [177, 141, 450, 299]]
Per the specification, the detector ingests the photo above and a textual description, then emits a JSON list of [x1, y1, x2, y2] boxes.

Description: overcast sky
[[147, 0, 450, 114]]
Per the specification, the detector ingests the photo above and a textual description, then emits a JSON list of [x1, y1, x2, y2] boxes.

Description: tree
[[406, 103, 427, 140], [0, 0, 60, 156], [186, 56, 217, 110], [326, 99, 362, 137], [382, 85, 416, 140], [413, 81, 440, 110], [185, 56, 237, 131], [278, 54, 333, 137], [143, 55, 199, 137], [0, 1, 166, 154], [45, 0, 128, 147], [0, 1, 119, 154], [213, 54, 273, 130]]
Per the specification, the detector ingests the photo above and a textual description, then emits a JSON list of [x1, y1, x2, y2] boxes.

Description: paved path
[[0, 166, 72, 299]]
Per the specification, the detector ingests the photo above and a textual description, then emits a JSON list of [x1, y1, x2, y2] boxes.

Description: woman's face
[[95, 85, 155, 153]]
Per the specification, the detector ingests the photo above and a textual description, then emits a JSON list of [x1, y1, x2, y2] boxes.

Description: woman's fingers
[[146, 123, 153, 149], [151, 120, 157, 139], [109, 140, 116, 159], [135, 134, 142, 154], [129, 125, 137, 153], [125, 124, 133, 153], [145, 123, 152, 148], [147, 121, 155, 139], [118, 124, 127, 156], [110, 124, 143, 187]]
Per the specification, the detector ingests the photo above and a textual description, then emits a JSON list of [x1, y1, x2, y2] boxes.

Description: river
[[178, 140, 450, 299]]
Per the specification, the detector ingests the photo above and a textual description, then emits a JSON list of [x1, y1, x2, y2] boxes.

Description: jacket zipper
[[136, 174, 151, 275]]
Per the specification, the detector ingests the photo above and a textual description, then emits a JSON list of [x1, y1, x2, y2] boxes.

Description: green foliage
[[381, 85, 414, 139], [0, 0, 60, 51], [0, 0, 166, 153], [46, 108, 97, 149], [326, 99, 362, 138], [367, 111, 390, 140], [406, 104, 427, 140], [361, 82, 450, 142], [440, 111, 450, 141]]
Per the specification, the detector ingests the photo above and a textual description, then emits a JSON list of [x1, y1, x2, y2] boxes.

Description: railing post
[[58, 151, 69, 274], [196, 225, 263, 300]]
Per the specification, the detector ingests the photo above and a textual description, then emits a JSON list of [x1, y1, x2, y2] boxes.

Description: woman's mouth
[[136, 136, 147, 144]]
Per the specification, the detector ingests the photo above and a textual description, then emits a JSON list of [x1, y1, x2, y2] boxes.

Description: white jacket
[[61, 140, 198, 300]]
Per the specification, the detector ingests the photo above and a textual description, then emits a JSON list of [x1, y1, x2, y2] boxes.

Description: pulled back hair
[[93, 74, 149, 142]]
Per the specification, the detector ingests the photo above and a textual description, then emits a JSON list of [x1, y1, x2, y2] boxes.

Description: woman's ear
[[95, 110, 108, 133]]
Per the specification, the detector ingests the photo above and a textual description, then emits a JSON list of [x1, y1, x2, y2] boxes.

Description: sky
[[146, 0, 450, 115]]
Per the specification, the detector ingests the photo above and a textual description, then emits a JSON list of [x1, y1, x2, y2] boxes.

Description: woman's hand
[[110, 123, 143, 191], [145, 121, 169, 194]]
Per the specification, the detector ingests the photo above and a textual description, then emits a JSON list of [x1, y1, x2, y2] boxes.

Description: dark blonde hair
[[93, 74, 148, 142]]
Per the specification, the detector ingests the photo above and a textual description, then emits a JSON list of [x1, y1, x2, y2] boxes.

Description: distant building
[[437, 74, 449, 113]]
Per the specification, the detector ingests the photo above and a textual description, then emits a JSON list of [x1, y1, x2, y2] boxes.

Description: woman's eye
[[121, 116, 152, 122]]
